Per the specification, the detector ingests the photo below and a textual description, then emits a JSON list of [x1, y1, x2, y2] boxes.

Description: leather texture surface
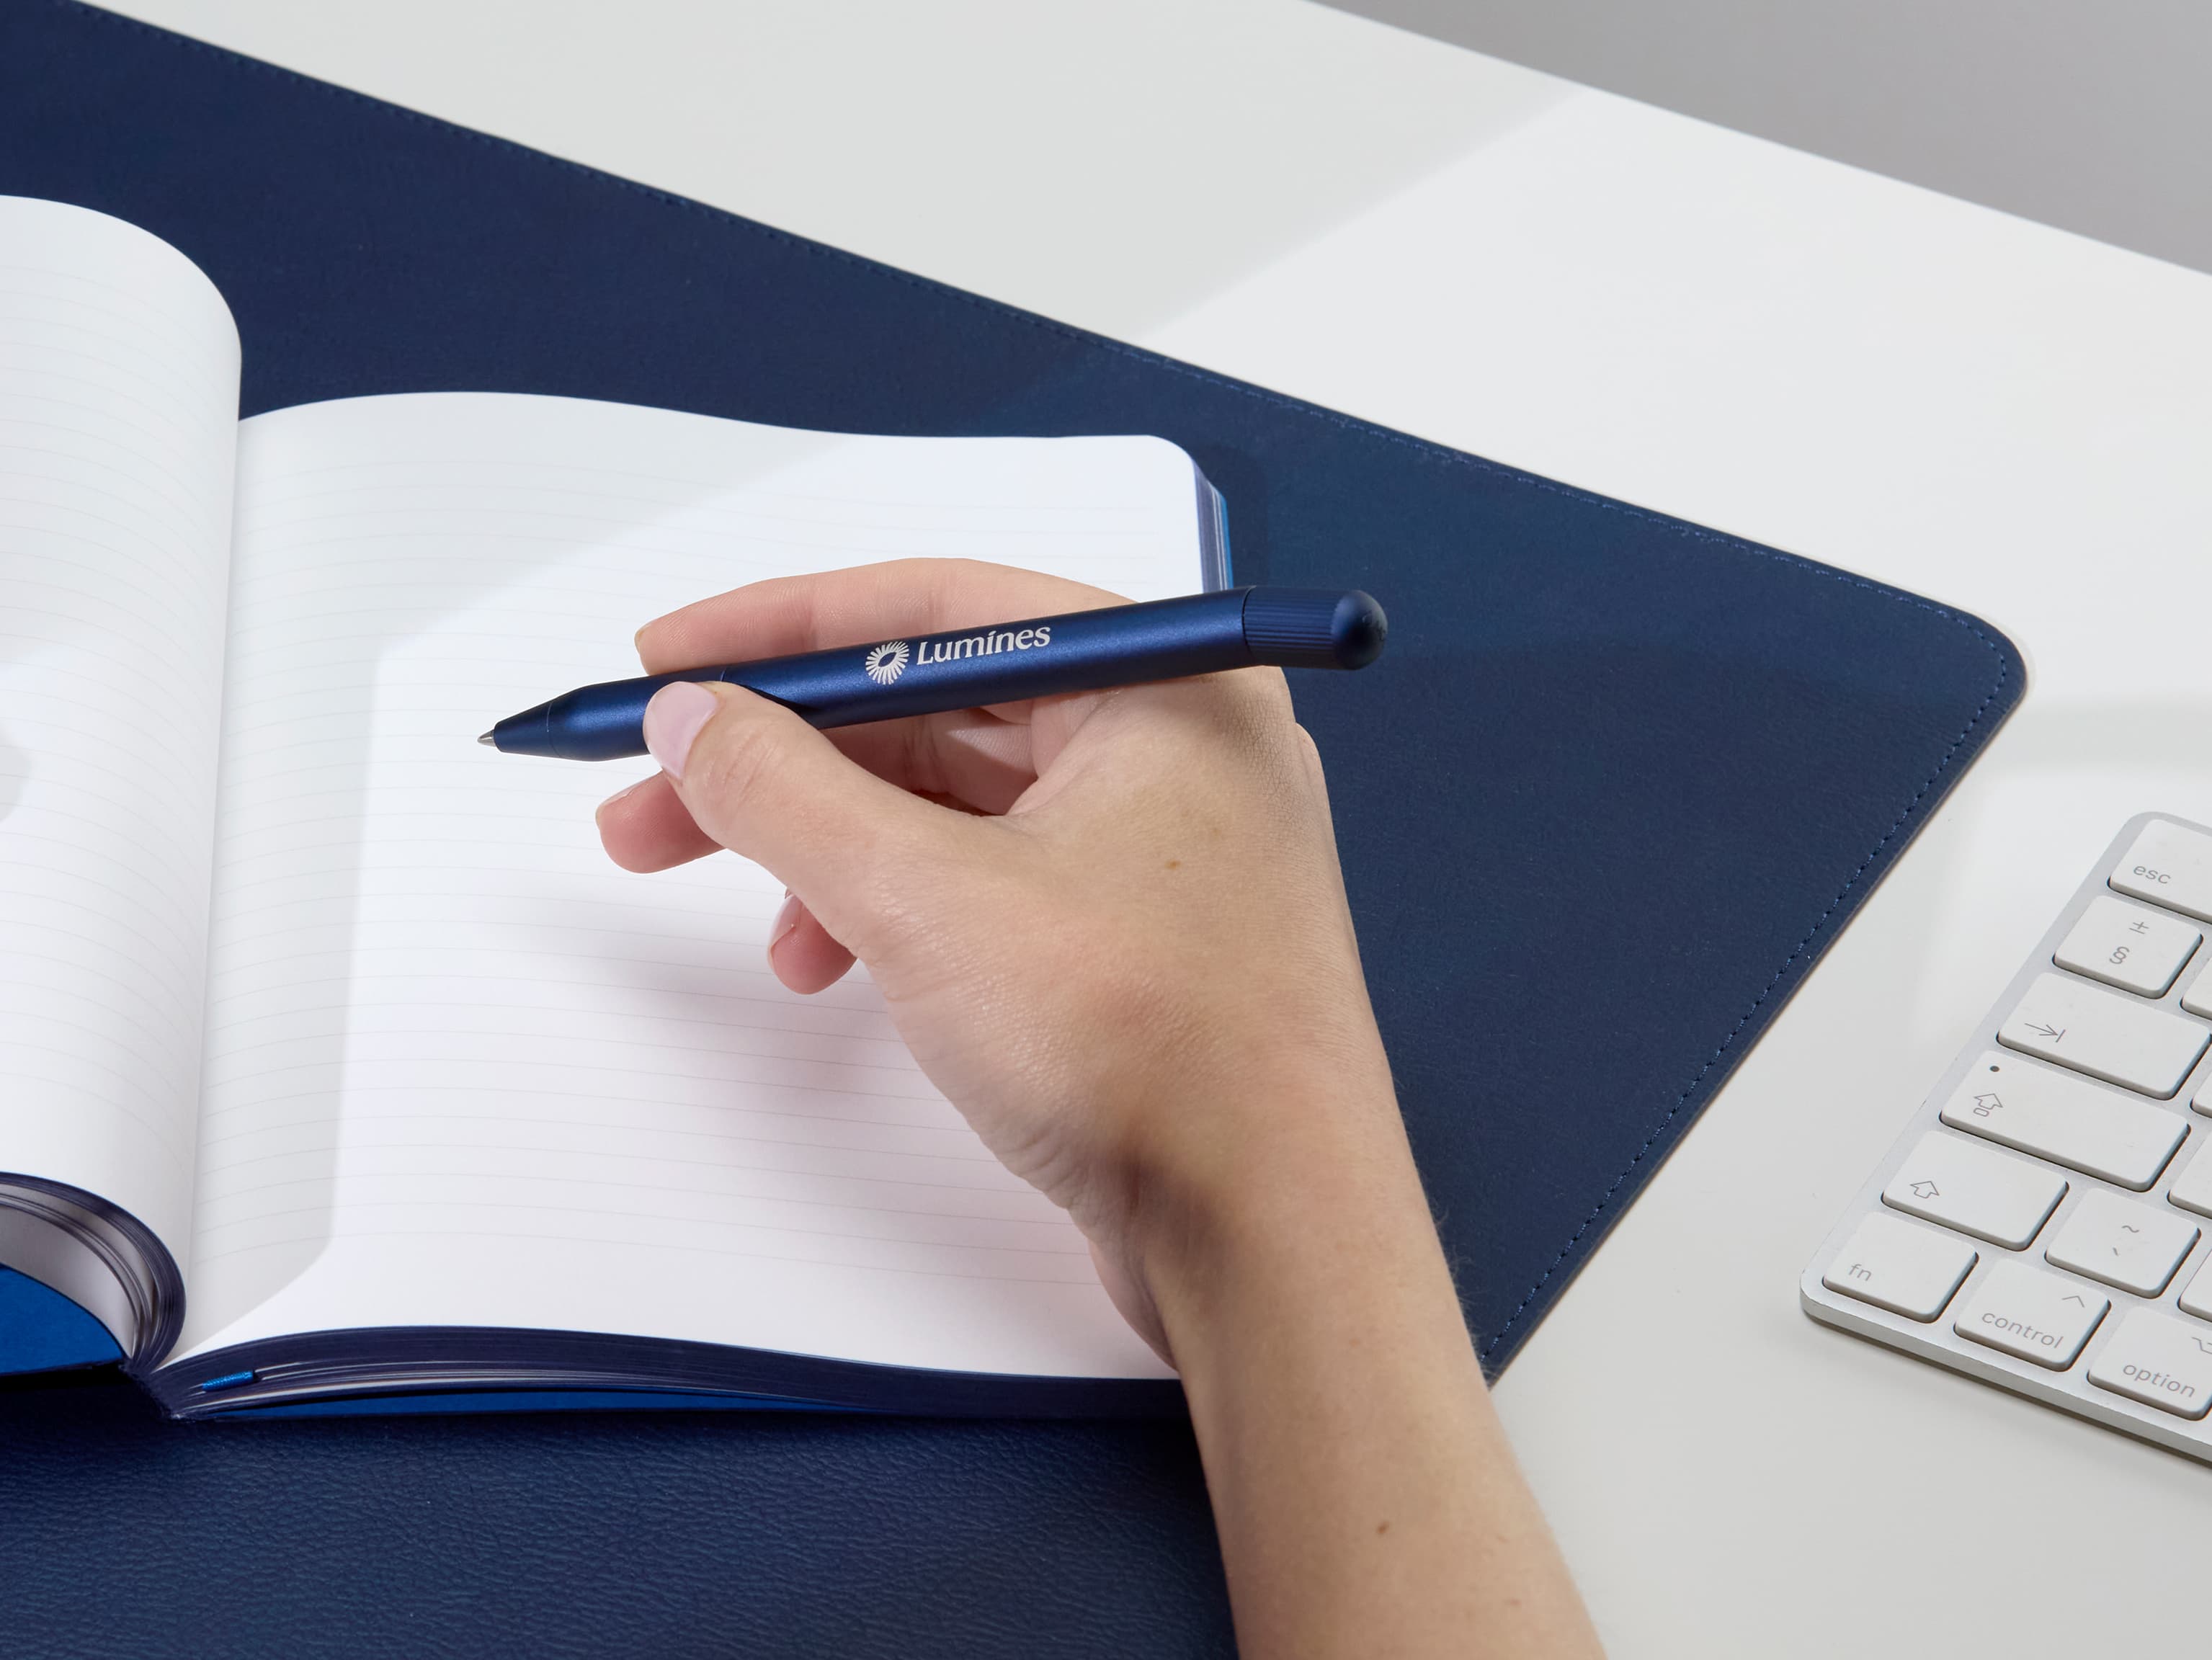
[[0, 1, 2022, 1653], [0, 1370, 1231, 1659]]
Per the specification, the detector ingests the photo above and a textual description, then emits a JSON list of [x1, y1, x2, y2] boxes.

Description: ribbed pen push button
[[1239, 588, 1386, 669]]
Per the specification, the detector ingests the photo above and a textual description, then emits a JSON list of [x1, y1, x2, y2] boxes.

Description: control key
[[1953, 1261, 2108, 1369]]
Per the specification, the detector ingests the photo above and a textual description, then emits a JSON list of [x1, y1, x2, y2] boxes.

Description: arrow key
[[1881, 1130, 2066, 1248]]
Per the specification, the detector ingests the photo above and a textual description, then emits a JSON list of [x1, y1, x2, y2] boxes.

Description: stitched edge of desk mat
[[11, 0, 2023, 1380]]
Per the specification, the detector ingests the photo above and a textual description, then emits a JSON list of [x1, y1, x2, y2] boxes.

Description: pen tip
[[477, 731, 496, 747]]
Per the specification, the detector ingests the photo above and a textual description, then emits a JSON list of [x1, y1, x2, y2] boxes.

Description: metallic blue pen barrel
[[487, 586, 1386, 761]]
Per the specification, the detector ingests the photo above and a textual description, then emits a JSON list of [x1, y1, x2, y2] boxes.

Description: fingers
[[596, 771, 718, 872], [639, 679, 965, 956], [765, 891, 857, 994], [598, 710, 1038, 873], [635, 558, 1125, 674], [821, 708, 1044, 815]]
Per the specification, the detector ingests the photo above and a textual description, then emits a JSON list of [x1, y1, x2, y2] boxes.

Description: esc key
[[2111, 821, 2212, 926]]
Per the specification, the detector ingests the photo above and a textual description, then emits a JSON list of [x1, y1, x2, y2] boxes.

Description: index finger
[[635, 558, 1128, 674]]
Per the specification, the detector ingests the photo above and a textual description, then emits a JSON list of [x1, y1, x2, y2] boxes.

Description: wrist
[[1127, 1080, 1460, 1381]]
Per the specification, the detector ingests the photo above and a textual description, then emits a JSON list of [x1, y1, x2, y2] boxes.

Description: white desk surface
[[99, 1, 2212, 1652]]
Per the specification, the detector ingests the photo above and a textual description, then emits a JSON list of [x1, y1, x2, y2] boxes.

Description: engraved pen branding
[[862, 641, 910, 684], [865, 624, 1054, 682]]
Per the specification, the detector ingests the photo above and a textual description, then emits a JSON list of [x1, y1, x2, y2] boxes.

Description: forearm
[[1149, 1099, 1603, 1660]]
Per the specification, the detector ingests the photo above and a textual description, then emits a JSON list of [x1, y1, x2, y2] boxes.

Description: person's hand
[[594, 558, 1404, 1356], [596, 558, 1601, 1659]]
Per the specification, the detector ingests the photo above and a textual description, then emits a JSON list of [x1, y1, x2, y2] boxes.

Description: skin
[[595, 558, 1603, 1660]]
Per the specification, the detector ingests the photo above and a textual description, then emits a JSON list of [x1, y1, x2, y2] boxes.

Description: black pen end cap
[[1330, 590, 1387, 670]]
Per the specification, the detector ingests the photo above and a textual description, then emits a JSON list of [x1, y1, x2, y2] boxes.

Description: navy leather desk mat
[[0, 1, 2020, 1654]]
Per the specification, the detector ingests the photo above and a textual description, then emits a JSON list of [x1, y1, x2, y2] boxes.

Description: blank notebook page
[[177, 392, 1189, 1382], [0, 197, 237, 1258]]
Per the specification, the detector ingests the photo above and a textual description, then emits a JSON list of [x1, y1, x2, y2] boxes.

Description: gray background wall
[[1321, 0, 2212, 275]]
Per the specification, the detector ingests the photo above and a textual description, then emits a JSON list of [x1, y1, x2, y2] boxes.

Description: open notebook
[[0, 195, 1219, 1417]]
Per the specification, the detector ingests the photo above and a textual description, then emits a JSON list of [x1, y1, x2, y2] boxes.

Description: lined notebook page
[[176, 393, 1187, 1381], [0, 197, 238, 1260]]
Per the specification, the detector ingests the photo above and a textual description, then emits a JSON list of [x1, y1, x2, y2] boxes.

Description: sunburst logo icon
[[862, 641, 910, 685]]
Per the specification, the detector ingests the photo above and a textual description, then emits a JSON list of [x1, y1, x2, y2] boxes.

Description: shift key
[[1940, 1053, 2188, 1190], [1999, 972, 2210, 1097]]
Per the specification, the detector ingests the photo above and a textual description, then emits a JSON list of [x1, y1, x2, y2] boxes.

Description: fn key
[[1823, 1214, 1976, 1321]]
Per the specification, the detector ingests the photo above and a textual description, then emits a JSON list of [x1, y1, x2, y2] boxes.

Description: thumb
[[643, 679, 958, 955]]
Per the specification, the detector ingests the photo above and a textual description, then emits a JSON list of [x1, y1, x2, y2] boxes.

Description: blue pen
[[480, 586, 1386, 761]]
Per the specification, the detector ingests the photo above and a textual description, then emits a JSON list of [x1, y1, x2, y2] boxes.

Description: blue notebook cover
[[0, 2, 2020, 1654]]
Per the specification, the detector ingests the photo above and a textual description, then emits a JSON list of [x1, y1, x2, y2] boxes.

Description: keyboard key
[[1954, 1261, 2108, 1369], [2177, 1256, 2212, 1323], [2170, 1143, 2212, 1220], [1822, 1214, 1976, 1321], [2042, 1189, 2200, 1296], [1881, 1131, 2064, 1248], [1940, 1053, 2188, 1190], [1998, 972, 2209, 1097], [2110, 819, 2212, 924], [2087, 1308, 2212, 1420], [2183, 968, 2212, 1022], [2053, 896, 2200, 997]]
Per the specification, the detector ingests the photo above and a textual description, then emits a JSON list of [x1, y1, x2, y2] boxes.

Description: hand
[[594, 558, 1402, 1357], [596, 558, 1600, 1659]]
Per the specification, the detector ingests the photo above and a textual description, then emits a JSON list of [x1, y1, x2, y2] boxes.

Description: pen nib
[[477, 731, 496, 746]]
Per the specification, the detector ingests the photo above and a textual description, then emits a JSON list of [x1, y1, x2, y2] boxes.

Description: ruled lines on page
[[0, 197, 240, 1258], [176, 393, 1186, 1380]]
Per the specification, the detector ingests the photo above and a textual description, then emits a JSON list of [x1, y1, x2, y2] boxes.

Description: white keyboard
[[1803, 813, 2212, 1463]]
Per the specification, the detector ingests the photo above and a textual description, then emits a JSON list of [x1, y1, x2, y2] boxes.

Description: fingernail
[[594, 778, 644, 818], [767, 891, 803, 958], [643, 682, 718, 781]]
